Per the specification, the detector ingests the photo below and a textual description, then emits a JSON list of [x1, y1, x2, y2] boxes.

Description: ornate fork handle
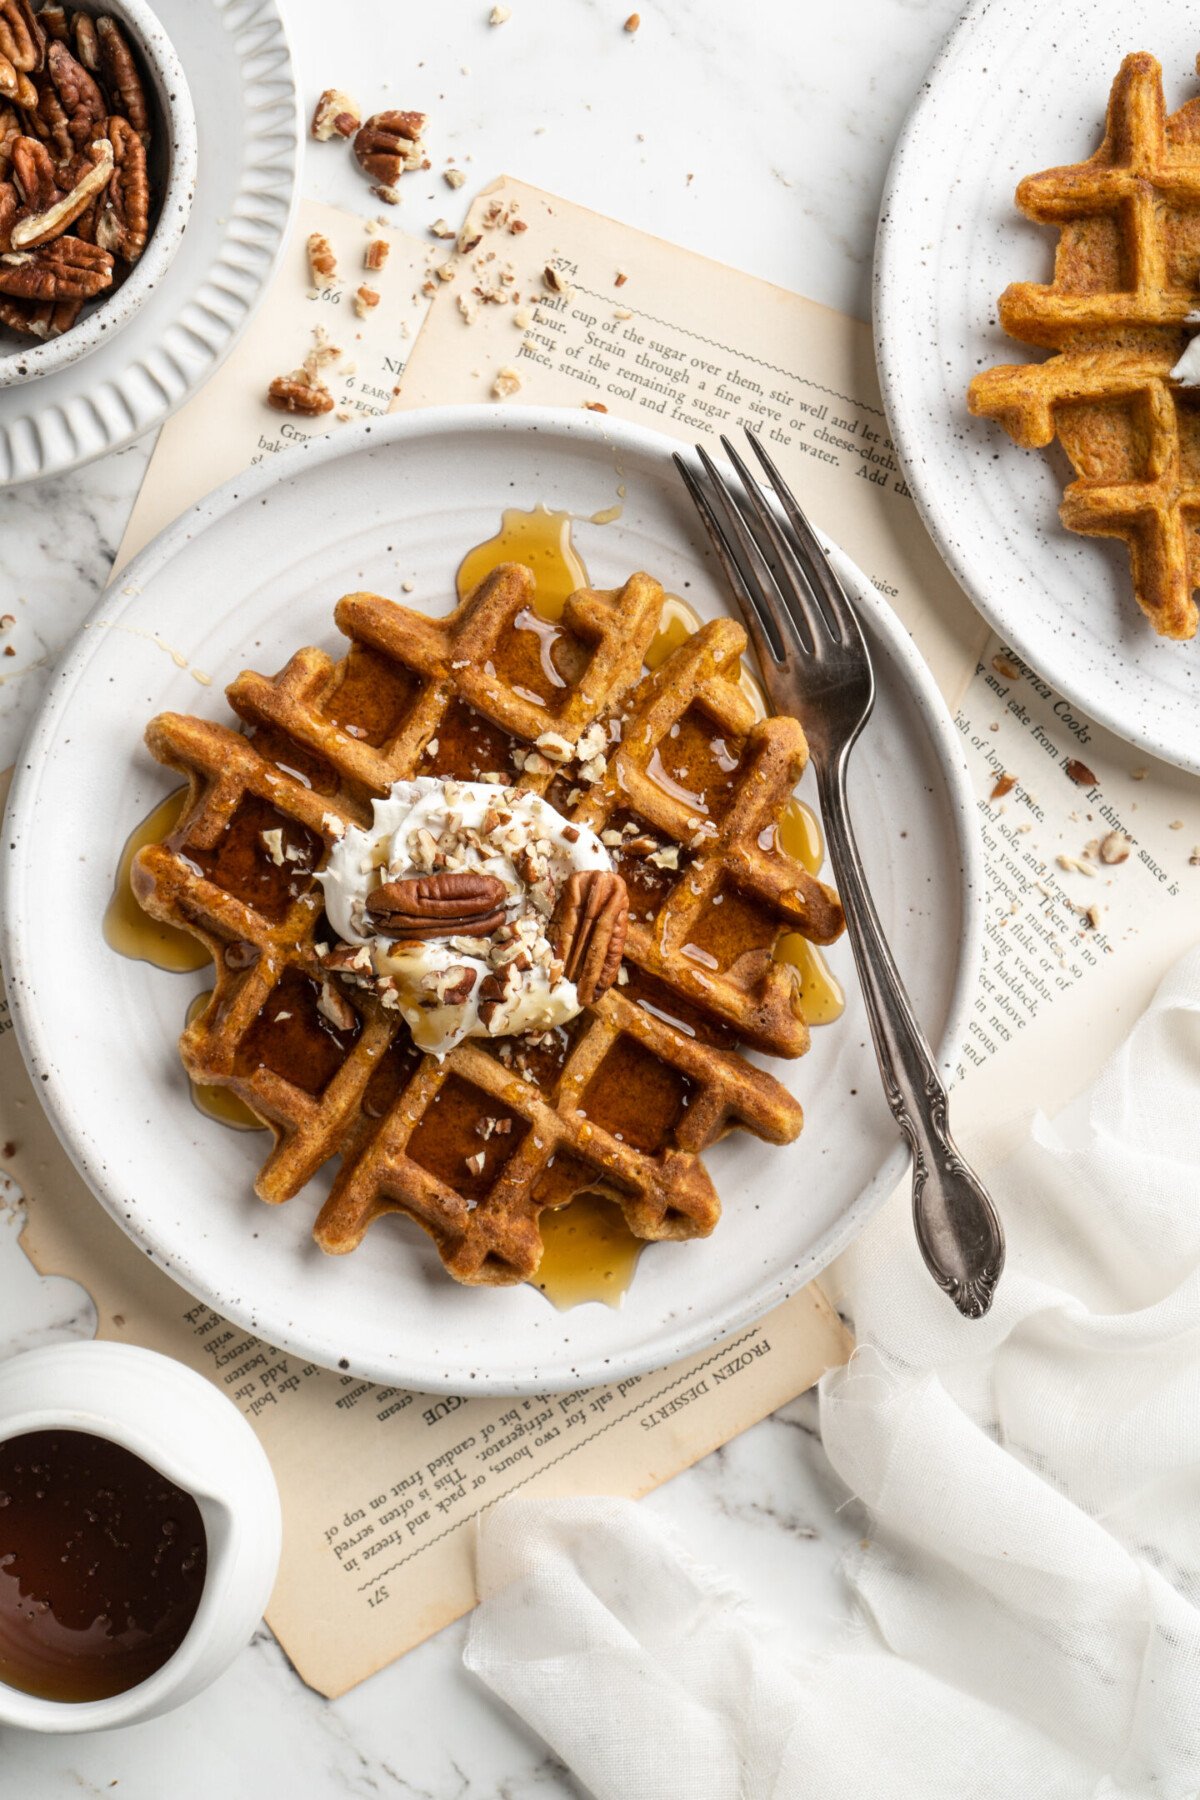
[[816, 753, 1004, 1319]]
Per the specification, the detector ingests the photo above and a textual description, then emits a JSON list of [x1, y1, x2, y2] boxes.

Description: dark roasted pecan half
[[10, 134, 110, 247], [95, 15, 147, 141], [0, 0, 42, 74], [0, 231, 111, 297], [94, 112, 145, 259], [367, 871, 508, 940], [0, 51, 36, 107], [266, 372, 334, 416], [46, 37, 104, 148], [549, 870, 628, 1004], [0, 290, 79, 335]]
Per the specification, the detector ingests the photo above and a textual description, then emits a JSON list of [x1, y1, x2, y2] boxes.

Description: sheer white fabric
[[466, 952, 1200, 1799]]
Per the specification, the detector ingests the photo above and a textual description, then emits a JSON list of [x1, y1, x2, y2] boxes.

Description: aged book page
[[392, 176, 990, 706]]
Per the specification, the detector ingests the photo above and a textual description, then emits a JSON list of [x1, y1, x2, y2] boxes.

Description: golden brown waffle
[[131, 564, 844, 1286], [968, 52, 1200, 640]]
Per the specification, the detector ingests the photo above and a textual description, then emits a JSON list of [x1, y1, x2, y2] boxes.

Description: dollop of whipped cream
[[317, 777, 612, 1056]]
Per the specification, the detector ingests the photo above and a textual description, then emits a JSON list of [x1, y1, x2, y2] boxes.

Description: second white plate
[[876, 0, 1200, 773], [2, 408, 982, 1392]]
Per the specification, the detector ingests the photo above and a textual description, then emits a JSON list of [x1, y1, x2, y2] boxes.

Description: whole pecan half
[[549, 870, 628, 1004], [0, 103, 17, 175], [95, 16, 148, 142], [26, 76, 71, 158], [353, 110, 426, 187], [38, 5, 70, 43], [10, 131, 56, 207], [10, 133, 110, 248], [0, 231, 112, 298], [0, 0, 41, 74], [0, 290, 79, 335], [0, 176, 14, 251], [94, 113, 145, 260], [0, 51, 36, 107], [366, 871, 507, 940], [46, 37, 104, 148]]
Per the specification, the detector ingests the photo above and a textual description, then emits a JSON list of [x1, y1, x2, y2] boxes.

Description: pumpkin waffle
[[131, 563, 844, 1286], [968, 52, 1200, 640]]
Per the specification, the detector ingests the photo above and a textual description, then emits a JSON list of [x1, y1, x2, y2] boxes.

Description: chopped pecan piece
[[0, 0, 41, 73], [266, 372, 333, 415], [94, 114, 147, 260], [306, 229, 336, 284], [366, 871, 507, 940], [11, 133, 110, 247], [363, 235, 389, 271], [311, 86, 359, 141], [46, 38, 104, 148], [353, 109, 426, 187], [353, 283, 379, 317], [549, 870, 628, 1005], [0, 231, 112, 297], [95, 16, 147, 141]]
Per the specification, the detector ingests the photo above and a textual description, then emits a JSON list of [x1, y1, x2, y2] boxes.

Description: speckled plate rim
[[1, 408, 984, 1391], [0, 0, 301, 483], [874, 0, 1200, 776]]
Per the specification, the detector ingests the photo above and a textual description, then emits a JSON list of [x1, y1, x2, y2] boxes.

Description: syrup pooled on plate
[[104, 791, 210, 974], [535, 1194, 644, 1310], [184, 993, 266, 1132], [456, 504, 589, 622], [0, 1429, 207, 1703]]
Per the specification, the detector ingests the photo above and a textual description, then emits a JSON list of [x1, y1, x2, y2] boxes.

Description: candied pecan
[[11, 134, 110, 247], [0, 290, 78, 335], [266, 372, 334, 415], [0, 232, 112, 298], [93, 113, 145, 260], [46, 38, 105, 148], [311, 87, 359, 141], [0, 0, 40, 73], [353, 110, 425, 187], [95, 16, 148, 141], [549, 871, 628, 1004]]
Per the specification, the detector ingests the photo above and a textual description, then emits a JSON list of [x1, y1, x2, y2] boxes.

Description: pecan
[[0, 175, 14, 250], [366, 871, 507, 940], [1064, 758, 1097, 787], [0, 231, 112, 297], [38, 6, 69, 44], [0, 51, 35, 106], [317, 978, 358, 1032], [70, 8, 97, 70], [353, 110, 425, 187], [266, 371, 334, 415], [0, 103, 16, 174], [10, 131, 55, 207], [93, 114, 145, 260], [11, 133, 110, 247], [311, 86, 359, 141], [306, 228, 336, 284], [46, 38, 104, 149], [549, 870, 628, 1005], [0, 0, 40, 73], [26, 77, 71, 158], [0, 291, 75, 334], [363, 235, 388, 271], [436, 965, 477, 1007], [95, 16, 148, 142]]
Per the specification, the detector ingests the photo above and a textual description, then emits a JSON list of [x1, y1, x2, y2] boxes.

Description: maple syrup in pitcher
[[0, 1429, 207, 1703]]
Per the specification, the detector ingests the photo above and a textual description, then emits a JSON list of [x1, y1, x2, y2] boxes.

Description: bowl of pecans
[[0, 0, 197, 386]]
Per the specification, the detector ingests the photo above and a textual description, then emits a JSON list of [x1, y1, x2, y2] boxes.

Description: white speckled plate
[[876, 0, 1200, 774], [1, 409, 981, 1393], [0, 0, 300, 485]]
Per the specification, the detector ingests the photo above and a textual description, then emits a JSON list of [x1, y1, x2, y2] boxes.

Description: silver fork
[[674, 430, 1004, 1319]]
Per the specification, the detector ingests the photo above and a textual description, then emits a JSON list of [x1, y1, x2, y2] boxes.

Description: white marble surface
[[0, 0, 961, 1789]]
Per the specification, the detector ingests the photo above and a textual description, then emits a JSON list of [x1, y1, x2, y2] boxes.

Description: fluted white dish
[[0, 0, 300, 483]]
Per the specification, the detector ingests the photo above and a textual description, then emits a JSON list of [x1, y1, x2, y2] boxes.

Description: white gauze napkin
[[465, 950, 1200, 1799]]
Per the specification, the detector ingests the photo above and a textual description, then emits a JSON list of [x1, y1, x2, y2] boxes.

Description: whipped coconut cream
[[317, 777, 612, 1056], [1171, 308, 1200, 384]]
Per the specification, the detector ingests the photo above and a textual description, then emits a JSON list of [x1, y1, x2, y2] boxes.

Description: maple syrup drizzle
[[535, 1195, 644, 1310], [456, 504, 589, 622], [104, 792, 210, 974], [184, 993, 265, 1132]]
